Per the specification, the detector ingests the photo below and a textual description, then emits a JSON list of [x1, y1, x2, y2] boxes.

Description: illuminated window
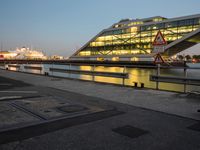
[[131, 57, 139, 61], [114, 24, 119, 28], [75, 16, 200, 58], [97, 57, 104, 61], [112, 57, 119, 61], [130, 27, 138, 33], [79, 51, 91, 56], [153, 17, 166, 22]]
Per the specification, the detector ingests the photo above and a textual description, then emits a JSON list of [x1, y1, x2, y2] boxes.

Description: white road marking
[[0, 96, 22, 100], [0, 91, 38, 94]]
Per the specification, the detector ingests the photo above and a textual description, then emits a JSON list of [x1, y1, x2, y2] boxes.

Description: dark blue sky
[[0, 0, 200, 56]]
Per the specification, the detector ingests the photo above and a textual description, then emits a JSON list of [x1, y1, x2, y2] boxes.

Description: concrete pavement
[[0, 69, 200, 120], [0, 70, 200, 150]]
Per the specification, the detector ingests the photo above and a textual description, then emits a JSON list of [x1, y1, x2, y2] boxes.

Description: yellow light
[[112, 57, 119, 61], [97, 57, 104, 61], [130, 27, 138, 33], [131, 57, 139, 61], [79, 51, 91, 56]]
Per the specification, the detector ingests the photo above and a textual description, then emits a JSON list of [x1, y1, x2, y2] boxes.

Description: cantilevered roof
[[164, 28, 200, 56], [111, 14, 200, 29]]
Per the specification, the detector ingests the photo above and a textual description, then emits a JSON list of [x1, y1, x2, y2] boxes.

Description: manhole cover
[[57, 105, 88, 113], [112, 125, 149, 138]]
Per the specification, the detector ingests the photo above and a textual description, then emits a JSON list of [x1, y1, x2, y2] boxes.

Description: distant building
[[0, 51, 18, 59], [50, 55, 64, 60], [70, 14, 200, 62], [0, 47, 47, 60]]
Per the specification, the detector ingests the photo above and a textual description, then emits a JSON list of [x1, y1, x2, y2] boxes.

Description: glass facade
[[75, 16, 200, 57]]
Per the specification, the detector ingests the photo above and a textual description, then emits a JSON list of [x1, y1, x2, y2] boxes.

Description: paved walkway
[[1, 70, 200, 150], [0, 69, 200, 120]]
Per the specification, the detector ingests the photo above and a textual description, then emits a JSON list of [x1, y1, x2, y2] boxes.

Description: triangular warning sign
[[154, 53, 164, 64], [153, 30, 167, 46]]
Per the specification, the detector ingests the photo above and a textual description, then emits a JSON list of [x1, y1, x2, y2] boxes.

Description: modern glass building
[[70, 14, 200, 62]]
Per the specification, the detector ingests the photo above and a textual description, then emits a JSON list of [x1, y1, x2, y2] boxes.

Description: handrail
[[24, 66, 42, 70], [8, 65, 20, 68], [150, 75, 200, 86], [49, 68, 129, 78]]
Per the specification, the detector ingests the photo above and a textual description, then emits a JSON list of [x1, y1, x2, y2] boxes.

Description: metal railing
[[1, 62, 200, 92], [1, 63, 129, 86], [49, 68, 128, 78], [150, 64, 200, 93], [49, 67, 128, 85]]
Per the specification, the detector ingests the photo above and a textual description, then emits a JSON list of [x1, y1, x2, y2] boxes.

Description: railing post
[[69, 63, 71, 78], [40, 64, 42, 74], [52, 63, 54, 76], [92, 65, 95, 81], [156, 64, 160, 90], [183, 61, 187, 93], [122, 66, 126, 86]]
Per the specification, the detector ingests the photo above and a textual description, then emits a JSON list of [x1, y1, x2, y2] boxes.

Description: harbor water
[[1, 63, 200, 92]]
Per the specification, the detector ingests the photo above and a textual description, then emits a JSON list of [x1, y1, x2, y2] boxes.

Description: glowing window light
[[131, 57, 139, 61], [112, 57, 119, 61], [130, 27, 138, 33], [131, 50, 140, 54], [79, 51, 91, 56], [128, 22, 143, 26], [153, 17, 166, 22], [97, 57, 104, 61]]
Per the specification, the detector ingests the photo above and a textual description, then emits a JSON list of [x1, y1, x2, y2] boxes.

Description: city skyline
[[0, 0, 200, 57]]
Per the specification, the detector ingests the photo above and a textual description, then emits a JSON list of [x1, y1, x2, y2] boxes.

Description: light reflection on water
[[8, 67, 18, 71], [4, 63, 200, 92], [25, 64, 42, 74]]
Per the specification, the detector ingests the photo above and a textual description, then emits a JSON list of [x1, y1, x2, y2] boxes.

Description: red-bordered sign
[[154, 53, 164, 64], [0, 55, 4, 60], [153, 30, 167, 46]]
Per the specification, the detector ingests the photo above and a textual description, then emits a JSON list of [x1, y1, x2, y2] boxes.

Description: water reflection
[[3, 63, 200, 92], [94, 76, 123, 84], [125, 68, 155, 87], [24, 64, 43, 74]]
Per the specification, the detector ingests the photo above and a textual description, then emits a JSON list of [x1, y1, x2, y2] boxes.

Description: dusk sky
[[0, 0, 200, 56]]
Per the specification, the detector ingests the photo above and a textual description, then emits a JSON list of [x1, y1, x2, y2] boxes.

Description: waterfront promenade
[[0, 69, 200, 150], [0, 69, 200, 120]]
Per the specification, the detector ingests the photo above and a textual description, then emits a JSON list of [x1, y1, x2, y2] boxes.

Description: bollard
[[140, 82, 144, 88], [133, 82, 138, 87]]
